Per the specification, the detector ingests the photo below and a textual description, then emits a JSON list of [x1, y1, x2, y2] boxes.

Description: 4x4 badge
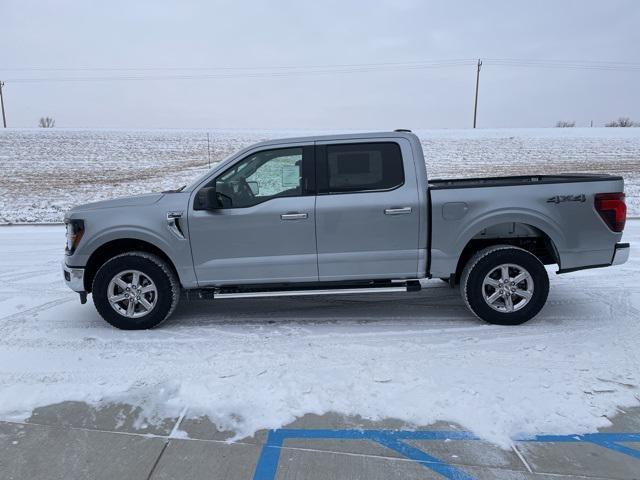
[[547, 194, 586, 204]]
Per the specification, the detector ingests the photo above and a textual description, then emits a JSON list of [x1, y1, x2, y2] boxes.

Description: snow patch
[[0, 224, 638, 447], [1, 127, 639, 223]]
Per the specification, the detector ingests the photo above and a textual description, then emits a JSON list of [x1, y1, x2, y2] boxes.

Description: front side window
[[324, 142, 404, 193], [214, 147, 303, 208]]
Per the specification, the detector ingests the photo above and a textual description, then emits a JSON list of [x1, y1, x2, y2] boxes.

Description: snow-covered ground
[[0, 223, 638, 447], [1, 127, 639, 223]]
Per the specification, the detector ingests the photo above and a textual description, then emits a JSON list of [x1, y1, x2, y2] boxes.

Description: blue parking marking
[[252, 429, 640, 480], [373, 434, 475, 480]]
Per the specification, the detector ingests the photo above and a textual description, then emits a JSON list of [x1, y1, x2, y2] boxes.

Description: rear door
[[314, 138, 421, 281]]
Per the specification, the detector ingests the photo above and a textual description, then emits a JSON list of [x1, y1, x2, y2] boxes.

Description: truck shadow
[[159, 279, 607, 329], [165, 282, 482, 328]]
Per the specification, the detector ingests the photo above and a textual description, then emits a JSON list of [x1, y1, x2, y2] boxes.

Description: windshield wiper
[[162, 185, 186, 193]]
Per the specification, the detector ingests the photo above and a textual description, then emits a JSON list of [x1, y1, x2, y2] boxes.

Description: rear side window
[[323, 142, 404, 193]]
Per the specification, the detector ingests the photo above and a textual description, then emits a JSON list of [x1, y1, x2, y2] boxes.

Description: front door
[[314, 139, 421, 281], [189, 145, 318, 286]]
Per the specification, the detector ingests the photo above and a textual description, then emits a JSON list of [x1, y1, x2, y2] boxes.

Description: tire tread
[[460, 245, 547, 325], [92, 251, 180, 329]]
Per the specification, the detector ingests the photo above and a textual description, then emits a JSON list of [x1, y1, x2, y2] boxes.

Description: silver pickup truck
[[63, 131, 629, 329]]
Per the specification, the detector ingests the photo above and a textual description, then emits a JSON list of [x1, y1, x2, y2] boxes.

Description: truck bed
[[428, 171, 625, 278], [429, 173, 623, 190]]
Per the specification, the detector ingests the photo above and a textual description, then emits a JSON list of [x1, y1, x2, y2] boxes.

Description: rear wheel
[[460, 246, 549, 325], [92, 252, 180, 329]]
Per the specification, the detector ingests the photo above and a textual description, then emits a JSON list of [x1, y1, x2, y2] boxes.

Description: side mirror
[[246, 181, 260, 195], [196, 186, 220, 210]]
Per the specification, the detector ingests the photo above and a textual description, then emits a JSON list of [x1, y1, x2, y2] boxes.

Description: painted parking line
[[252, 429, 640, 480]]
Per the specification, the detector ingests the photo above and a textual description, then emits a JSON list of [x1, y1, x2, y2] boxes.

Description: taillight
[[594, 193, 626, 232]]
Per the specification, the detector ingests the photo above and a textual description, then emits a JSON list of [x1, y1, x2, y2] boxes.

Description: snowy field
[[0, 222, 638, 447], [1, 127, 639, 223]]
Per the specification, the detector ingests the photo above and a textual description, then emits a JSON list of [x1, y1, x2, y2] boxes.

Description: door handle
[[384, 207, 412, 215], [281, 213, 308, 220]]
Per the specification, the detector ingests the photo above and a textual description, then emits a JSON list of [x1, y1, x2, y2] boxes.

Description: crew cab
[[63, 131, 630, 329]]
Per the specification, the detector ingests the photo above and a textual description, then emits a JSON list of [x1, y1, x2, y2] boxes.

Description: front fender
[[80, 225, 177, 264], [75, 224, 197, 289], [66, 194, 197, 288]]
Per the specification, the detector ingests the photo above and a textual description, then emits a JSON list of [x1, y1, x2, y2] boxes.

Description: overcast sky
[[3, 0, 640, 129]]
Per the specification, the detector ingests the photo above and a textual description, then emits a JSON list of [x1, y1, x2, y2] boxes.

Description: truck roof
[[249, 130, 420, 149]]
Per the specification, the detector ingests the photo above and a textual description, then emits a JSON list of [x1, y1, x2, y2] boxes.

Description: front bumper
[[62, 261, 85, 292], [612, 242, 630, 266]]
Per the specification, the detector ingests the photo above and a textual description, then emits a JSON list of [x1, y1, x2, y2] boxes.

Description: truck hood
[[68, 193, 164, 213]]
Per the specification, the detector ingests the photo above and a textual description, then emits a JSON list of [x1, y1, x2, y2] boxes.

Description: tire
[[460, 245, 549, 325], [92, 252, 180, 329]]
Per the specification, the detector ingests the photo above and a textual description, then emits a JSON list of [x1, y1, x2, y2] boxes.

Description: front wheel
[[460, 245, 549, 325], [92, 252, 180, 329]]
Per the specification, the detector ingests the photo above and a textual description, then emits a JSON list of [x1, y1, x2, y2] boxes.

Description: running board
[[213, 285, 414, 300]]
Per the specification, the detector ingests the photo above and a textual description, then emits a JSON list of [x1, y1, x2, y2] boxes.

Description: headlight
[[65, 219, 85, 255]]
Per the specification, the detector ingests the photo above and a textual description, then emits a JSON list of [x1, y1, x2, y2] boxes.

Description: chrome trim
[[62, 262, 85, 292], [167, 211, 185, 239], [384, 207, 412, 215], [612, 243, 630, 266], [280, 213, 308, 220], [215, 286, 408, 299]]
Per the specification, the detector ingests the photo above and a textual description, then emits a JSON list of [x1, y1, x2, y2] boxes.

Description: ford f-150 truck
[[63, 131, 630, 329]]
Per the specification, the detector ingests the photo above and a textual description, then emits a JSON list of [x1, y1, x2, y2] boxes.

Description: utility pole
[[0, 81, 7, 128], [473, 59, 482, 129], [206, 132, 211, 168]]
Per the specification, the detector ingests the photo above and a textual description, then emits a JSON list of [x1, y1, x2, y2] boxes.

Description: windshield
[[184, 150, 239, 191]]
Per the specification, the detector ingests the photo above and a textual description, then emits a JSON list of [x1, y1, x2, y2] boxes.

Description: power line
[[487, 57, 640, 66], [1, 59, 477, 83], [1, 57, 638, 85], [2, 57, 639, 76], [4, 57, 640, 72], [1, 62, 476, 83], [0, 59, 477, 72], [485, 58, 640, 72]]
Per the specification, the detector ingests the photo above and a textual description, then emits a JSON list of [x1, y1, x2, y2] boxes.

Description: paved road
[[2, 404, 640, 479]]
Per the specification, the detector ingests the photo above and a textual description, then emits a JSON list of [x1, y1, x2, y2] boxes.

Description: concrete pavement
[[1, 403, 639, 479]]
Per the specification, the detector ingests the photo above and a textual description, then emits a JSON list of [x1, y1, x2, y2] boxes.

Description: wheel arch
[[453, 215, 562, 282], [83, 238, 180, 292]]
